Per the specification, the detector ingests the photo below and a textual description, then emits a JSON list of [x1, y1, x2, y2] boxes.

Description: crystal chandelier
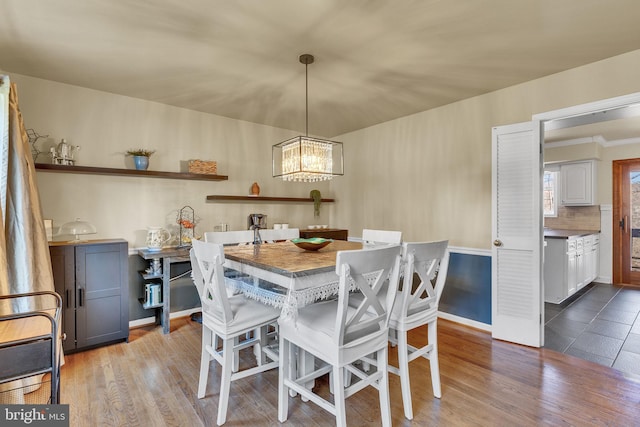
[[273, 54, 343, 182]]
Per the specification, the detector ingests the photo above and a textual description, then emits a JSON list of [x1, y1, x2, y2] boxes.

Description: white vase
[[146, 227, 171, 251]]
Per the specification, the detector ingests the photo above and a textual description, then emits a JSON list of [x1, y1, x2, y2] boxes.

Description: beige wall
[[334, 49, 640, 248], [7, 49, 640, 250], [8, 74, 331, 247]]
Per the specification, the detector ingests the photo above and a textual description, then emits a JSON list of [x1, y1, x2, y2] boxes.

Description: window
[[543, 170, 558, 217]]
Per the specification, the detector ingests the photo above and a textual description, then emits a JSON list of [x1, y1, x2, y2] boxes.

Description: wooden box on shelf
[[188, 159, 217, 174]]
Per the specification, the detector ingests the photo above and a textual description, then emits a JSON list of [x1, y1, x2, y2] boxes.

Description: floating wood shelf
[[206, 195, 335, 203], [35, 163, 228, 181]]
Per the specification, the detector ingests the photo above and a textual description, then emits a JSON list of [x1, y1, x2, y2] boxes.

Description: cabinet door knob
[[493, 239, 503, 247]]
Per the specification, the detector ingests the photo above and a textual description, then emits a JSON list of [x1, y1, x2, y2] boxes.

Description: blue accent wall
[[439, 252, 491, 325]]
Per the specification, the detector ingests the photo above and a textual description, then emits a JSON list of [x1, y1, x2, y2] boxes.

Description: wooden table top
[[223, 240, 362, 276]]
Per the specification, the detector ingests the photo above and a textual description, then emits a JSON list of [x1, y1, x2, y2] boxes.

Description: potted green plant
[[126, 149, 155, 170]]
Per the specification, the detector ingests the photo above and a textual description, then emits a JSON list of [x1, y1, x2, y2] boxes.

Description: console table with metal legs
[[138, 247, 191, 334]]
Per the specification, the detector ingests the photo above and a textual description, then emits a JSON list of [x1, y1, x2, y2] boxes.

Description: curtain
[[0, 76, 9, 311], [0, 76, 55, 308], [0, 76, 57, 403]]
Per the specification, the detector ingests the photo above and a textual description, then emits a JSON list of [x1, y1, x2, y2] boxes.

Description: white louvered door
[[491, 121, 543, 347]]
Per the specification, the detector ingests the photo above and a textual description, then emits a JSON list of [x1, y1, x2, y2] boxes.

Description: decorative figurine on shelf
[[177, 205, 198, 247], [51, 138, 80, 165], [251, 182, 260, 196]]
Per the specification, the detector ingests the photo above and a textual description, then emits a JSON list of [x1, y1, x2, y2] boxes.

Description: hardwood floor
[[60, 317, 640, 426]]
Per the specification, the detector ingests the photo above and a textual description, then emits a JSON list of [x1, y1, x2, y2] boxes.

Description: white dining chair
[[359, 229, 402, 350], [205, 228, 291, 359], [362, 229, 402, 246], [259, 228, 300, 243], [204, 230, 254, 245], [277, 245, 402, 427], [191, 239, 280, 426], [203, 230, 256, 359], [388, 240, 450, 420]]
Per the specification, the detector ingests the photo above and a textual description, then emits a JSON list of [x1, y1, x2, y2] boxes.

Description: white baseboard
[[438, 311, 492, 332], [129, 307, 201, 329]]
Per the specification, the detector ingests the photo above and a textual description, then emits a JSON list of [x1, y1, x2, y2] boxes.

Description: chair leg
[[253, 327, 262, 364], [428, 321, 442, 398], [278, 337, 290, 422], [389, 328, 398, 347], [198, 328, 213, 398], [397, 329, 413, 420], [299, 348, 314, 401], [233, 336, 240, 372], [332, 365, 347, 427], [329, 367, 352, 395], [377, 347, 392, 427], [257, 326, 268, 366], [217, 337, 234, 426]]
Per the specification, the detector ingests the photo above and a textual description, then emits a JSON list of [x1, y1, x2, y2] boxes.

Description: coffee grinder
[[247, 213, 267, 244]]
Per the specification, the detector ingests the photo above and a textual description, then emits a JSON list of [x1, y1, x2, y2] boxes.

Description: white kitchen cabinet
[[593, 234, 600, 278], [576, 237, 587, 290], [582, 235, 596, 289], [561, 160, 597, 205], [544, 233, 600, 304], [566, 239, 578, 296]]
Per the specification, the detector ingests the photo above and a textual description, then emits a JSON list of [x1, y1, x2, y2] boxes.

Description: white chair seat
[[279, 300, 388, 367], [388, 292, 438, 330], [202, 294, 280, 338]]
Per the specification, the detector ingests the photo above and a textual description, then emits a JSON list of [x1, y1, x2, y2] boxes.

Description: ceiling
[[1, 0, 640, 138]]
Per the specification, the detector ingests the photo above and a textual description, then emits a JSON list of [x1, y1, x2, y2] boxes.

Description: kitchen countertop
[[544, 228, 599, 239]]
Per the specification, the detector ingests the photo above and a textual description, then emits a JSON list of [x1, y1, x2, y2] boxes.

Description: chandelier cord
[[305, 61, 309, 137]]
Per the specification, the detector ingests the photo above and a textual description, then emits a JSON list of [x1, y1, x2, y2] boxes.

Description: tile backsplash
[[544, 205, 601, 231]]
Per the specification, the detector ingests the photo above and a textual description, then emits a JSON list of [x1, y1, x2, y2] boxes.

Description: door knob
[[493, 239, 503, 247]]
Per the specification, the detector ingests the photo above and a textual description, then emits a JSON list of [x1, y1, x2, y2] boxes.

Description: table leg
[[297, 347, 315, 401], [162, 256, 171, 334]]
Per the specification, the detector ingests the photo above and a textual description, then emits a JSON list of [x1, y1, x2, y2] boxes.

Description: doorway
[[492, 92, 640, 348], [613, 158, 640, 285]]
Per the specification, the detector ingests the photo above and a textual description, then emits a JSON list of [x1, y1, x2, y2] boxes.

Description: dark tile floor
[[545, 283, 640, 380]]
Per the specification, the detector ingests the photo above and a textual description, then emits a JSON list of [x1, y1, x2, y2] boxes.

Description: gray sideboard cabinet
[[49, 239, 129, 353]]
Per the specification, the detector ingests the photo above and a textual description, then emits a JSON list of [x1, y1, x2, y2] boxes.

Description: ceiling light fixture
[[272, 54, 344, 182]]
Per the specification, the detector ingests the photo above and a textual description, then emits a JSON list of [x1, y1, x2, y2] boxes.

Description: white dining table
[[222, 240, 363, 313], [222, 240, 362, 288]]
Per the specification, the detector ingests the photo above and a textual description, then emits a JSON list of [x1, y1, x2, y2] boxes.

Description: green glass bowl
[[291, 237, 333, 251]]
